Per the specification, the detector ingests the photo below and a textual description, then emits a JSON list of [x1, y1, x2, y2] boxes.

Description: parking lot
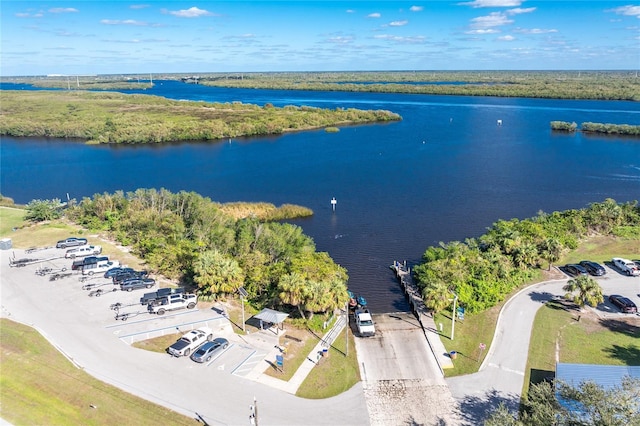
[[2, 246, 369, 425]]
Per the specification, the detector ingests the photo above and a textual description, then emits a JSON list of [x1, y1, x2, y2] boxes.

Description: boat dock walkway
[[391, 261, 454, 372]]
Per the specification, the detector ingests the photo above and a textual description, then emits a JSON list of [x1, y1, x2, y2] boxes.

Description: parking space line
[[116, 315, 226, 339], [231, 350, 266, 377], [206, 343, 235, 367], [105, 308, 205, 328]]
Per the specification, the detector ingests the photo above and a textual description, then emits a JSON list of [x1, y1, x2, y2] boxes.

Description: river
[[1, 81, 639, 312]]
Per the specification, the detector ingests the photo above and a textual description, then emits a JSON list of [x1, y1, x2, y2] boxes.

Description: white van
[[65, 245, 102, 259]]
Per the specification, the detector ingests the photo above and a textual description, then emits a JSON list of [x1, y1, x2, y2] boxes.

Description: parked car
[[104, 266, 135, 279], [190, 338, 229, 363], [140, 287, 185, 305], [564, 264, 588, 277], [120, 278, 156, 292], [112, 270, 148, 284], [56, 237, 88, 249], [612, 257, 640, 276], [71, 256, 109, 270], [609, 294, 638, 313], [82, 260, 120, 276], [65, 245, 102, 259], [578, 260, 606, 276]]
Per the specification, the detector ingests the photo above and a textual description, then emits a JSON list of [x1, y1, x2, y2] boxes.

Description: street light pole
[[451, 292, 458, 341]]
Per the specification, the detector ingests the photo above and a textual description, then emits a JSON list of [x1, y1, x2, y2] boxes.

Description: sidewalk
[[246, 314, 347, 394]]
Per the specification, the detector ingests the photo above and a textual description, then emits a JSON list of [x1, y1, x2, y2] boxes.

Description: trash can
[[449, 351, 457, 360], [0, 238, 11, 250], [322, 348, 329, 357]]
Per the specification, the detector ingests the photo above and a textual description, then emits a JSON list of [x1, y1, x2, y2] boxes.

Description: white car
[[612, 257, 640, 276], [82, 260, 120, 276]]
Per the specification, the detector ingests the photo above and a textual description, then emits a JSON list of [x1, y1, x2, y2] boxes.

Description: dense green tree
[[25, 199, 63, 222], [193, 250, 245, 296], [485, 378, 640, 426]]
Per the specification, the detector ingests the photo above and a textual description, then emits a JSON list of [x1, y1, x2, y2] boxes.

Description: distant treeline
[[196, 71, 640, 101], [414, 199, 640, 314], [550, 121, 640, 136], [5, 71, 639, 100], [0, 90, 400, 144]]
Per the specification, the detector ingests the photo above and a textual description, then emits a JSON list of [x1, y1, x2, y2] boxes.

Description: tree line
[[64, 188, 349, 319], [414, 199, 640, 314]]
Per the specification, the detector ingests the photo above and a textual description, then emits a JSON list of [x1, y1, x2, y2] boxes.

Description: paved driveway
[[447, 265, 640, 425], [1, 248, 369, 426]]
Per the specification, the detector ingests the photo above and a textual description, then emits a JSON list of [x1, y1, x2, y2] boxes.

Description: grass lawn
[[296, 328, 361, 399], [523, 300, 640, 395], [0, 206, 26, 237], [560, 235, 640, 265], [0, 319, 197, 425]]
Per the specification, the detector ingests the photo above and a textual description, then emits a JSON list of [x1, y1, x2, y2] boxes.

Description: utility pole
[[451, 292, 458, 341], [249, 397, 258, 425], [345, 301, 349, 356]]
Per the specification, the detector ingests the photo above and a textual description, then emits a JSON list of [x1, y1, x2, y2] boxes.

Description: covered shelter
[[252, 308, 289, 334]]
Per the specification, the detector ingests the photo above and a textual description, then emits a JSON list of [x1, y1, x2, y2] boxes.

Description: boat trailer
[[88, 288, 119, 297], [9, 252, 63, 268], [35, 266, 68, 276]]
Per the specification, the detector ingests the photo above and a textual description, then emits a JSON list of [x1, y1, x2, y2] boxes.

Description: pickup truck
[[147, 293, 198, 315], [354, 308, 376, 337], [167, 327, 213, 357], [612, 257, 640, 276], [140, 287, 185, 305], [72, 256, 109, 271], [83, 260, 120, 276]]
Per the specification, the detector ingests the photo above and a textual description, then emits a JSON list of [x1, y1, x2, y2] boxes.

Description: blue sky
[[1, 1, 639, 76]]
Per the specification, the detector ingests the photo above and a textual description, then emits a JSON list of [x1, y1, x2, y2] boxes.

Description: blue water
[[2, 81, 639, 313]]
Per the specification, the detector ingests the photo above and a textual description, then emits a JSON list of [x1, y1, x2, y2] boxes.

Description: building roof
[[556, 363, 640, 389], [253, 308, 289, 324]]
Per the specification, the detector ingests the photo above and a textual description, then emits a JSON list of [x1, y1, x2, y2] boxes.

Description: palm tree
[[540, 238, 562, 270], [423, 280, 453, 313], [277, 272, 308, 319], [562, 275, 604, 309]]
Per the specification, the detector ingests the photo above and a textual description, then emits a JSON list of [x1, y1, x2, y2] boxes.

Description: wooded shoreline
[[0, 90, 401, 144]]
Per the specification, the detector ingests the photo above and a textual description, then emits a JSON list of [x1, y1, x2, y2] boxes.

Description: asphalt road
[[1, 248, 369, 426], [447, 265, 640, 425]]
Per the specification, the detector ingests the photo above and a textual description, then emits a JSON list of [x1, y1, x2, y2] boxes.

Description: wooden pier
[[391, 260, 454, 371]]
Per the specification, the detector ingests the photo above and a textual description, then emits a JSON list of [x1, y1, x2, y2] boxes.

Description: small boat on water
[[356, 295, 367, 308], [348, 290, 357, 309]]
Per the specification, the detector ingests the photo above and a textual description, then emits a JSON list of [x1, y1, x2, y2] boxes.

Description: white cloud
[[168, 7, 213, 18], [373, 34, 426, 44], [514, 28, 557, 34], [346, 9, 355, 13], [410, 6, 424, 12], [389, 20, 409, 27], [506, 7, 536, 15], [130, 4, 149, 9], [367, 13, 381, 18], [327, 35, 355, 44], [470, 12, 513, 29], [15, 12, 44, 18], [497, 35, 515, 41], [607, 5, 640, 18], [465, 28, 500, 34], [48, 8, 78, 13], [101, 19, 148, 26], [459, 0, 522, 8]]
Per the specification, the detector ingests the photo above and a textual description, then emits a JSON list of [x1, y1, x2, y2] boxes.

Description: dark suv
[[609, 295, 638, 313], [112, 270, 148, 284], [579, 260, 606, 276], [120, 278, 156, 292], [564, 264, 588, 277]]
